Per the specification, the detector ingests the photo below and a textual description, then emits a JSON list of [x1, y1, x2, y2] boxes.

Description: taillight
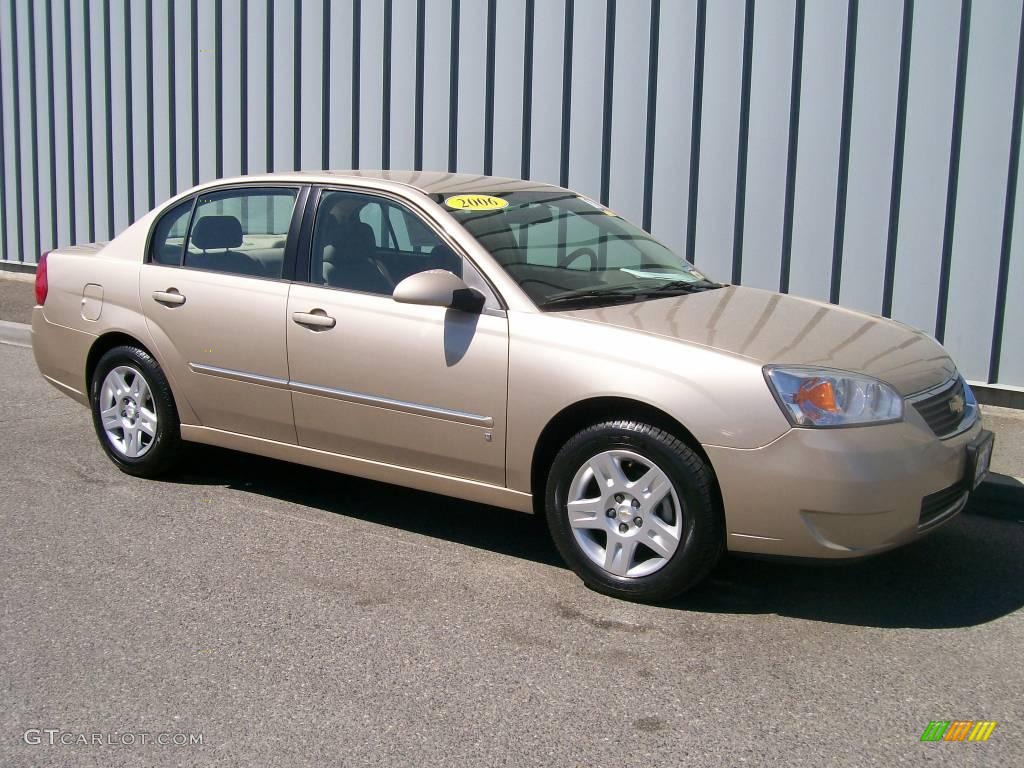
[[35, 251, 49, 305]]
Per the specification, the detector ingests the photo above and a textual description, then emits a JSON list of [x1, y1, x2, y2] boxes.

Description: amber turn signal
[[794, 379, 839, 413]]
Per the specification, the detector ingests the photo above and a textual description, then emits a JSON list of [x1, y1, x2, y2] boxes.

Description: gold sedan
[[31, 171, 994, 601]]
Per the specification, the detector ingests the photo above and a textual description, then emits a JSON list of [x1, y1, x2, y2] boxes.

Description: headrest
[[192, 216, 243, 249], [322, 221, 376, 264]]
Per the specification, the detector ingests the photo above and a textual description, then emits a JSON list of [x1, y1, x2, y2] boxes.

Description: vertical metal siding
[[1000, 143, 1024, 385], [944, 1, 1022, 380], [454, 0, 485, 174], [891, 2, 959, 340], [565, 6, 605, 202], [0, 0, 1022, 389], [693, 0, 745, 282], [840, 0, 901, 316], [221, 0, 244, 178], [526, 0, 564, 187], [740, 0, 795, 294], [491, 0, 525, 181], [387, 0, 417, 172], [649, 0, 696, 260], [786, 2, 848, 304], [419, 0, 449, 173], [607, 0, 650, 227]]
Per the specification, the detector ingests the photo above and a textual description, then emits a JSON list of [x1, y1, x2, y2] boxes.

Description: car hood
[[562, 285, 955, 396]]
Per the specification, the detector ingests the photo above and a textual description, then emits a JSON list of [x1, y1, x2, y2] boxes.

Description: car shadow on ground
[[173, 444, 565, 566], [677, 507, 1023, 629], [173, 444, 1024, 631]]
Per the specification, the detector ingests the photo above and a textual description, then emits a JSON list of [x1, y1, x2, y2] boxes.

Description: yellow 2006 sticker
[[444, 194, 509, 211]]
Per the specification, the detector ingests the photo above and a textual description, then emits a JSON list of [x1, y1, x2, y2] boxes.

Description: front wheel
[[90, 345, 182, 478], [545, 421, 723, 602]]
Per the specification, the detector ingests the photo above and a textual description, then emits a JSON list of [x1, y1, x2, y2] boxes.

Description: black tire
[[89, 345, 182, 478], [545, 420, 723, 602]]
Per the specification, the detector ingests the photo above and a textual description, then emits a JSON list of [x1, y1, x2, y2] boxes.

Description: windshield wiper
[[539, 279, 723, 310], [642, 279, 723, 294], [539, 286, 649, 309]]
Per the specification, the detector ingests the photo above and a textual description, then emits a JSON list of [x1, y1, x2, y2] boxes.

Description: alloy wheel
[[566, 449, 683, 578], [98, 365, 158, 458]]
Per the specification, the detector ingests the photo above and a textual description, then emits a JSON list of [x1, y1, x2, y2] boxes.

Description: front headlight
[[764, 366, 903, 427]]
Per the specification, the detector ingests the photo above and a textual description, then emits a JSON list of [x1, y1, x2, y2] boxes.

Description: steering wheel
[[558, 247, 597, 270]]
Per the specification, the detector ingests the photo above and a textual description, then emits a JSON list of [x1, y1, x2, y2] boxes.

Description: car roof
[[203, 170, 563, 196]]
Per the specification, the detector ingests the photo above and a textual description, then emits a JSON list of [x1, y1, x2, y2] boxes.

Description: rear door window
[[183, 188, 298, 278]]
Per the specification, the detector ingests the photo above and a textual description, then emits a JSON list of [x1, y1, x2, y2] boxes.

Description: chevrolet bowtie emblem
[[949, 393, 965, 416]]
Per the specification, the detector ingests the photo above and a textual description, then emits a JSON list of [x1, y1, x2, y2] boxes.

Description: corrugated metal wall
[[1, 0, 1022, 387]]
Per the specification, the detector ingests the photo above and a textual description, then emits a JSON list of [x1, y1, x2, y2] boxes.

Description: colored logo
[[444, 194, 509, 212], [920, 721, 997, 742]]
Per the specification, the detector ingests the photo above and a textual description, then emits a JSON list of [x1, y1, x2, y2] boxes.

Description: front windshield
[[435, 191, 720, 309]]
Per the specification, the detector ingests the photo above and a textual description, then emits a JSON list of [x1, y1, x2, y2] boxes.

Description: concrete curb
[[0, 266, 37, 282], [0, 319, 31, 348], [0, 318, 1021, 514], [972, 382, 1024, 410]]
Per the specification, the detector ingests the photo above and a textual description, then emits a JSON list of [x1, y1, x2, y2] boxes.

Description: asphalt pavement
[[0, 272, 34, 325], [1, 330, 1022, 767]]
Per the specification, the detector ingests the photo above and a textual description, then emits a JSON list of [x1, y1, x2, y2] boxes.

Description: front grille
[[919, 483, 968, 529], [913, 377, 966, 438]]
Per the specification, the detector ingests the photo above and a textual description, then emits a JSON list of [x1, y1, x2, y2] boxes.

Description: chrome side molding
[[189, 362, 493, 428]]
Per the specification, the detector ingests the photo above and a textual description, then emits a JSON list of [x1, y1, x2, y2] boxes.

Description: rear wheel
[[90, 345, 182, 478], [545, 420, 723, 602]]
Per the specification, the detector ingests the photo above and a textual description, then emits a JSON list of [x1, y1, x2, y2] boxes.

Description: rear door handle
[[152, 289, 186, 306], [291, 310, 336, 329]]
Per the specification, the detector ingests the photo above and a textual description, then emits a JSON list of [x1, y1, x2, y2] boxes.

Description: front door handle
[[152, 289, 186, 306], [291, 310, 336, 329]]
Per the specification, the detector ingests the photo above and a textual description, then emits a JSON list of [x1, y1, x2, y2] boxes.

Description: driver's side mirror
[[392, 269, 485, 313]]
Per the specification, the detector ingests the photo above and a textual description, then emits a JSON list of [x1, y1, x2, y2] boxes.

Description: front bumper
[[705, 412, 986, 559]]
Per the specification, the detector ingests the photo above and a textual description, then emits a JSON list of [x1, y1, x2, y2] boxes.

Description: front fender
[[505, 311, 789, 493]]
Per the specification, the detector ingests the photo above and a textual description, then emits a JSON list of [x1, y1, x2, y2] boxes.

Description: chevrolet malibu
[[31, 171, 994, 601]]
